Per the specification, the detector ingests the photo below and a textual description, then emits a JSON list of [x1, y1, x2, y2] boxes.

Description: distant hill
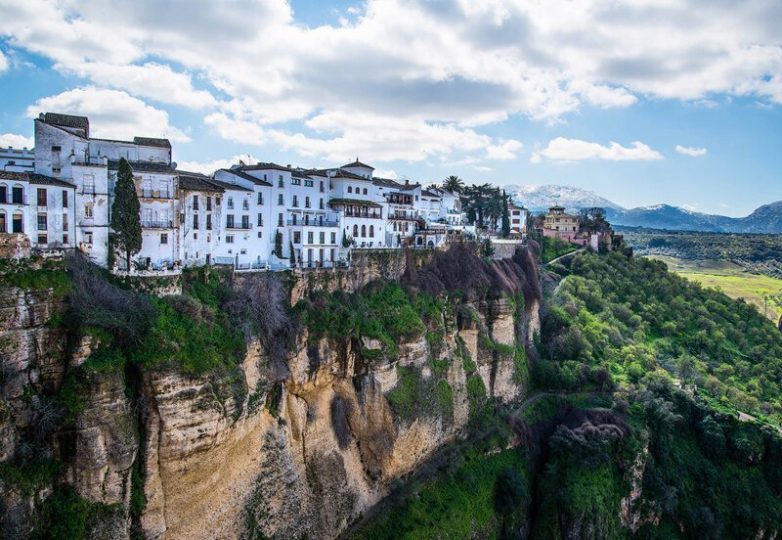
[[507, 184, 782, 233]]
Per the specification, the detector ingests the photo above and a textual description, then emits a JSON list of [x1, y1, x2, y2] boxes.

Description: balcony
[[344, 211, 382, 219], [139, 189, 173, 199], [225, 223, 252, 230], [141, 220, 174, 229], [287, 219, 339, 227]]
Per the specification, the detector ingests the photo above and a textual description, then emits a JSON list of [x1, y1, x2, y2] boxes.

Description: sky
[[0, 0, 781, 216]]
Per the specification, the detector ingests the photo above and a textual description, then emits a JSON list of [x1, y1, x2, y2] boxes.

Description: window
[[278, 175, 283, 187], [319, 198, 324, 210], [84, 231, 93, 245], [320, 181, 324, 193], [37, 213, 47, 231], [330, 232, 336, 244], [12, 186, 23, 204], [62, 234, 68, 244], [307, 231, 313, 244], [278, 194, 284, 205], [305, 196, 310, 208], [242, 215, 250, 229], [80, 175, 96, 196], [227, 197, 235, 209], [347, 186, 353, 193], [361, 225, 366, 237], [37, 188, 47, 207], [363, 188, 368, 195], [52, 167, 61, 175], [369, 225, 374, 238], [63, 213, 68, 231], [257, 213, 263, 227], [206, 196, 212, 211], [319, 231, 325, 244], [216, 196, 221, 206], [193, 214, 199, 229], [227, 214, 235, 228], [257, 231, 262, 238], [353, 224, 358, 237], [304, 179, 313, 187], [226, 235, 234, 244], [0, 212, 5, 233], [206, 214, 212, 230], [194, 233, 198, 240], [12, 212, 23, 233], [62, 190, 69, 207], [0, 184, 6, 203], [38, 234, 47, 245], [292, 215, 298, 225], [292, 177, 301, 186], [257, 192, 264, 205], [293, 231, 301, 244], [242, 199, 249, 211], [84, 203, 93, 218], [160, 233, 168, 244], [192, 195, 199, 210], [292, 195, 298, 207], [52, 145, 61, 152]]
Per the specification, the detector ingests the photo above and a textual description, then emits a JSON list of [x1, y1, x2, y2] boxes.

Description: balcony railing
[[139, 189, 173, 199], [287, 219, 339, 227], [226, 223, 252, 230], [344, 211, 382, 219], [141, 220, 174, 229]]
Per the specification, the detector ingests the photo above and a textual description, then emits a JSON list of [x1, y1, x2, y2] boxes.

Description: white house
[[320, 165, 386, 250], [178, 171, 224, 267], [373, 177, 419, 247], [0, 147, 35, 173]]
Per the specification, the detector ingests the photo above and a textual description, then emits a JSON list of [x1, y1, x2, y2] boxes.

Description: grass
[[649, 255, 782, 322], [351, 448, 528, 540]]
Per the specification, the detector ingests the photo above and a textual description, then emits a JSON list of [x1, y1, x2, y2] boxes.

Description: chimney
[[405, 179, 409, 186]]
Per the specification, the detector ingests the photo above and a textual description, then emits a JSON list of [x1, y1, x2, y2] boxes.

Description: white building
[[373, 177, 419, 247], [0, 171, 76, 253], [509, 202, 529, 237], [0, 147, 35, 173], [178, 171, 224, 267], [417, 188, 443, 223]]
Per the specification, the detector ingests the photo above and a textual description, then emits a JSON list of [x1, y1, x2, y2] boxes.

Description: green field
[[648, 255, 782, 323]]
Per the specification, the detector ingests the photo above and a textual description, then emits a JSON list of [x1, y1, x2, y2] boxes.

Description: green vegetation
[[386, 363, 454, 424], [351, 448, 529, 540], [299, 282, 426, 357], [0, 459, 62, 497], [0, 258, 70, 296], [31, 485, 122, 540], [111, 157, 143, 270], [623, 228, 782, 278], [540, 235, 578, 263], [543, 252, 782, 423], [649, 255, 782, 322]]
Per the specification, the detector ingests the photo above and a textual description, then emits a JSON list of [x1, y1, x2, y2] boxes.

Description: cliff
[[0, 245, 541, 539]]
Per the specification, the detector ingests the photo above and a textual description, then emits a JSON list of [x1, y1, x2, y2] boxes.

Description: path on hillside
[[544, 247, 586, 267]]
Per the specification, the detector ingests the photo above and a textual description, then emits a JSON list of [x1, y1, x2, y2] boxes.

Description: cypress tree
[[501, 190, 511, 238], [289, 240, 297, 267], [110, 158, 142, 270], [274, 229, 283, 257]]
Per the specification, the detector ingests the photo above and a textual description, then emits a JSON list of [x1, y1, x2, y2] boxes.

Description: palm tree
[[443, 175, 465, 194], [427, 183, 440, 191]]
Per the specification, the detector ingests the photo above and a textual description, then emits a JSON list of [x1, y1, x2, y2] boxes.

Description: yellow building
[[543, 205, 579, 234]]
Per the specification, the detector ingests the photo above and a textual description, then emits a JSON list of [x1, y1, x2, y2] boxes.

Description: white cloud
[[2, 0, 782, 162], [0, 133, 34, 148], [373, 168, 398, 179], [0, 50, 7, 73], [532, 137, 664, 162], [486, 139, 523, 160], [26, 87, 190, 143], [675, 144, 707, 157], [176, 154, 258, 174]]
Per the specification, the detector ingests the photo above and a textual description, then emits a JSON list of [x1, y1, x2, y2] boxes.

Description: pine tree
[[111, 158, 142, 270], [274, 229, 283, 257], [501, 190, 511, 238]]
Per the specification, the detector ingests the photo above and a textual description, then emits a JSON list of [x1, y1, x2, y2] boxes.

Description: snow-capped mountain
[[506, 184, 624, 212], [503, 183, 782, 233]]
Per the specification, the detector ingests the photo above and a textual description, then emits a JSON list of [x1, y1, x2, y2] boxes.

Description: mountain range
[[506, 184, 782, 234]]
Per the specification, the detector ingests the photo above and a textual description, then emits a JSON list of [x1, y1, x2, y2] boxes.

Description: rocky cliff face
[[0, 248, 540, 539]]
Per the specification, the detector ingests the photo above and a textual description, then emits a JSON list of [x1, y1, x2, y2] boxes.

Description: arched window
[[0, 210, 6, 233], [369, 225, 374, 238], [363, 188, 368, 195], [361, 225, 366, 237], [353, 224, 358, 237], [348, 186, 353, 193]]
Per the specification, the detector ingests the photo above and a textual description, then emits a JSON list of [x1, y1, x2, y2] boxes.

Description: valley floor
[[647, 255, 782, 323]]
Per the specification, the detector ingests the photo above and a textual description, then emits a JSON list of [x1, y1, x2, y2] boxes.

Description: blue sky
[[1, 0, 781, 216]]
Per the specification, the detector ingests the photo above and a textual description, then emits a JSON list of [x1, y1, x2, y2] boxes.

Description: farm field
[[648, 255, 782, 323]]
